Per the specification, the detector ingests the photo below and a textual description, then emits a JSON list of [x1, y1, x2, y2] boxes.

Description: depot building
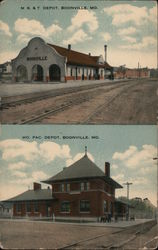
[[12, 37, 113, 83]]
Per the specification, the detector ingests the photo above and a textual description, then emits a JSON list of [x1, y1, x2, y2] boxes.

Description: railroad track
[[1, 80, 131, 109], [57, 221, 157, 250], [18, 81, 138, 125], [83, 82, 139, 124]]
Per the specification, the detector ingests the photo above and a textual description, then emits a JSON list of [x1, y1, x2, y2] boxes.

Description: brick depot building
[[12, 37, 113, 83], [4, 152, 122, 221]]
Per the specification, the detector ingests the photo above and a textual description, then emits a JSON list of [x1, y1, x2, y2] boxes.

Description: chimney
[[104, 45, 107, 62], [105, 162, 110, 177], [33, 182, 41, 191], [89, 53, 91, 56], [68, 44, 71, 50]]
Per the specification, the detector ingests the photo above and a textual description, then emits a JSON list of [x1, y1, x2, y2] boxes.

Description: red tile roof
[[48, 43, 112, 69]]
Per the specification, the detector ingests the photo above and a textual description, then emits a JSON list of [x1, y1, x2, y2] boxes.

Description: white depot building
[[12, 37, 113, 83]]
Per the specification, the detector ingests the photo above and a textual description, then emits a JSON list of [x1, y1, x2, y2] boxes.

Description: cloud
[[112, 173, 124, 182], [118, 27, 137, 36], [8, 162, 28, 170], [106, 47, 157, 68], [63, 29, 92, 45], [0, 51, 18, 64], [39, 142, 71, 163], [101, 32, 112, 42], [16, 34, 32, 44], [113, 144, 156, 169], [66, 152, 94, 167], [0, 20, 12, 37], [148, 6, 157, 24], [14, 18, 62, 43], [0, 140, 71, 163], [120, 36, 157, 50], [128, 177, 149, 185], [12, 171, 27, 178], [113, 146, 137, 161], [122, 36, 137, 43], [103, 4, 149, 26], [0, 139, 38, 161], [32, 171, 48, 181], [10, 171, 48, 186], [111, 164, 118, 170], [67, 10, 98, 33]]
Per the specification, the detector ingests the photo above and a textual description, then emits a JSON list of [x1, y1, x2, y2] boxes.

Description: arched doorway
[[16, 65, 28, 82], [32, 65, 43, 81], [49, 64, 61, 81]]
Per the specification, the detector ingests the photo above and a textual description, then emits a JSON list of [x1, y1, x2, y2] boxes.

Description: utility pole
[[153, 125, 158, 223], [123, 182, 133, 220]]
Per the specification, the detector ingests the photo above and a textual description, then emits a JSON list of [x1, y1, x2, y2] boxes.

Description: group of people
[[100, 213, 112, 223]]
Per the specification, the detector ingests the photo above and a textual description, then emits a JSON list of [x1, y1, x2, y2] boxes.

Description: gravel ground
[[0, 220, 119, 249], [1, 79, 157, 124], [0, 219, 156, 249]]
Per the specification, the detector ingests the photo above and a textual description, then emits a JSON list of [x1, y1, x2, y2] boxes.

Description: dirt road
[[1, 79, 157, 124], [0, 219, 157, 249]]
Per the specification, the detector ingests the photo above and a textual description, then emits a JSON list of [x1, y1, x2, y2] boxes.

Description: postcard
[[0, 0, 157, 249]]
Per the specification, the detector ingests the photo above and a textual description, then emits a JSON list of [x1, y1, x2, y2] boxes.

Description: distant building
[[0, 201, 13, 218], [113, 66, 150, 79], [4, 150, 122, 222], [0, 61, 12, 81], [11, 37, 113, 83]]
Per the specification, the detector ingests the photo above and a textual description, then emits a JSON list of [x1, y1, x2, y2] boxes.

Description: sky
[[0, 125, 157, 206], [0, 0, 157, 68]]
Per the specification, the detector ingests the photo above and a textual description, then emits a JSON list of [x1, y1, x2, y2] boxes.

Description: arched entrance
[[32, 65, 43, 81], [16, 65, 28, 82], [49, 64, 61, 81]]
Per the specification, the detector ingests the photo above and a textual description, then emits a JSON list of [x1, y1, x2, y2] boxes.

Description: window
[[16, 203, 21, 213], [85, 182, 90, 190], [103, 200, 107, 213], [26, 202, 31, 213], [80, 182, 90, 191], [34, 202, 39, 212], [80, 182, 84, 191], [80, 200, 90, 212], [60, 184, 64, 192], [66, 183, 70, 192], [61, 201, 70, 212]]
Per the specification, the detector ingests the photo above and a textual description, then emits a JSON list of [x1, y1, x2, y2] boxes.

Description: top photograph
[[0, 0, 157, 125]]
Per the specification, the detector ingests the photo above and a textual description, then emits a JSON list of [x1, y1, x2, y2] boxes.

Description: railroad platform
[[0, 79, 125, 98], [0, 218, 155, 229]]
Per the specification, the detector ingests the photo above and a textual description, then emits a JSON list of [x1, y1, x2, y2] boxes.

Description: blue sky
[[0, 0, 157, 68], [0, 125, 157, 206]]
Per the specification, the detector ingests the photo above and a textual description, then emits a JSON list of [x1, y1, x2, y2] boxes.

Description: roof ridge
[[48, 43, 97, 59]]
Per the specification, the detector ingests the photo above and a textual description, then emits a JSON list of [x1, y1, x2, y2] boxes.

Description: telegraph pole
[[153, 124, 158, 223], [123, 182, 133, 220]]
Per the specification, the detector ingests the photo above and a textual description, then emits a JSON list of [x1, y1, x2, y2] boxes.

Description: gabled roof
[[48, 43, 112, 69], [43, 155, 122, 189], [3, 189, 54, 202]]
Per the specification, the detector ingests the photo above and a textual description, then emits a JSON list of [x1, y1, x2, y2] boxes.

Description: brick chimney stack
[[105, 162, 110, 177], [68, 44, 71, 50], [104, 45, 107, 62], [33, 182, 41, 190]]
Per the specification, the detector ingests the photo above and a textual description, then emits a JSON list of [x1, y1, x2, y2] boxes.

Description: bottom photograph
[[0, 125, 157, 249]]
